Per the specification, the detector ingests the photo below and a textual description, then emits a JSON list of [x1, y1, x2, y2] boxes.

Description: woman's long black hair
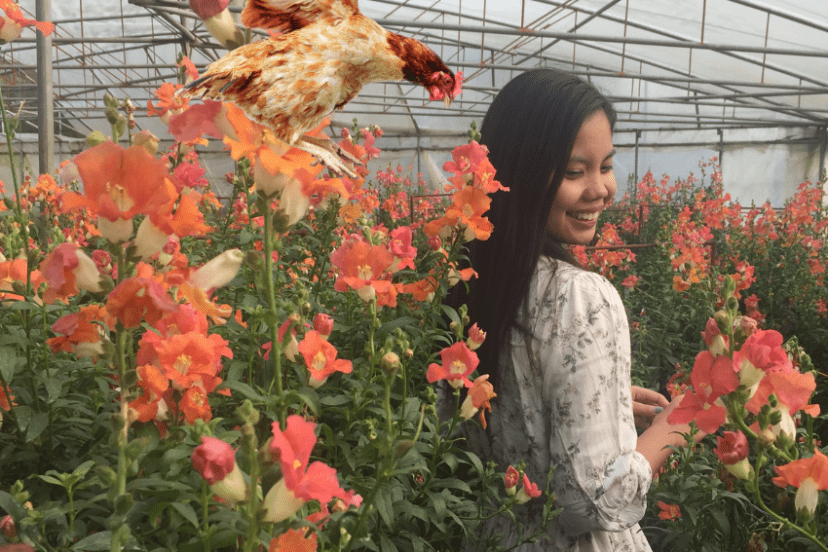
[[457, 68, 616, 388]]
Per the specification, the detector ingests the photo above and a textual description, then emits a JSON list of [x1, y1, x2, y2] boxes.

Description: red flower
[[264, 415, 346, 522], [714, 430, 749, 465], [427, 341, 479, 389], [657, 501, 681, 520], [297, 331, 353, 388], [515, 473, 542, 504], [668, 351, 738, 433]]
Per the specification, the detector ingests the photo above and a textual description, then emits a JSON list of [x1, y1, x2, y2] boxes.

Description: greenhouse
[[0, 0, 826, 550]]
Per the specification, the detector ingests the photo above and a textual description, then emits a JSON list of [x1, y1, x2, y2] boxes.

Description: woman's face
[[546, 110, 616, 245]]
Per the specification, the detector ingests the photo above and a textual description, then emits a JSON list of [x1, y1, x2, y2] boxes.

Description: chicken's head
[[426, 71, 463, 107]]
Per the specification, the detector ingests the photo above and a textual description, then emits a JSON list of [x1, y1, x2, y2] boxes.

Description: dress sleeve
[[534, 267, 652, 536]]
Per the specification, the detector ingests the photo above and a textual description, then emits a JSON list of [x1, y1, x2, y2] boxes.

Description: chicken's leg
[[295, 135, 364, 179]]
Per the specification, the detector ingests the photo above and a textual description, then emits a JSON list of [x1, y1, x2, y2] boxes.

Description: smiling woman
[[454, 68, 704, 552]]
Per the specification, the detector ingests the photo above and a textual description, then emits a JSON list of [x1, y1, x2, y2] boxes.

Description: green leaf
[[43, 376, 64, 402], [377, 316, 418, 337], [289, 386, 321, 416], [378, 534, 398, 552], [35, 474, 65, 487], [0, 346, 16, 383], [26, 412, 50, 442], [217, 380, 268, 402], [71, 530, 113, 550], [374, 485, 395, 529], [0, 491, 26, 522], [170, 501, 200, 528]]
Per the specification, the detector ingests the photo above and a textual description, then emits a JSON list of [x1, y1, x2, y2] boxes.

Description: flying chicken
[[183, 0, 462, 177]]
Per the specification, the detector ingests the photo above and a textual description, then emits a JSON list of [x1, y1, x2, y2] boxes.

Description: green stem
[[749, 452, 828, 552], [262, 207, 285, 426], [200, 480, 211, 552]]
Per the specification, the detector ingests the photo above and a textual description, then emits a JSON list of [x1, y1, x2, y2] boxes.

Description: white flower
[[190, 249, 244, 290]]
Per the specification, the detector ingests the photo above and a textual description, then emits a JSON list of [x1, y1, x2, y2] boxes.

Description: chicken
[[183, 0, 461, 177]]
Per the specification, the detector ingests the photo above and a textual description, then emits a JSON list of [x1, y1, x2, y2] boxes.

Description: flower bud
[[0, 514, 16, 538], [313, 313, 334, 338], [380, 352, 400, 377], [713, 310, 730, 334], [504, 466, 519, 496]]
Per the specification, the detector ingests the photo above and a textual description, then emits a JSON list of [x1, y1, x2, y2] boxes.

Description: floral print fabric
[[465, 258, 653, 551]]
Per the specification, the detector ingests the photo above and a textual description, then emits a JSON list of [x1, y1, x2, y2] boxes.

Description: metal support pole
[[717, 128, 724, 168], [633, 129, 640, 196], [818, 126, 827, 183], [37, 0, 54, 175]]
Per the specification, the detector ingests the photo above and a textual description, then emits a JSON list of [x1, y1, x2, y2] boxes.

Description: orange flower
[[62, 143, 177, 243], [0, 385, 14, 411], [297, 331, 353, 388], [47, 305, 112, 360], [147, 82, 189, 124], [180, 386, 211, 424], [657, 501, 681, 520], [269, 528, 318, 552], [106, 275, 179, 328], [772, 450, 828, 516], [154, 332, 231, 393], [426, 341, 479, 389], [459, 374, 496, 428], [329, 234, 397, 307], [39, 243, 103, 304], [0, 257, 44, 302], [0, 0, 54, 42]]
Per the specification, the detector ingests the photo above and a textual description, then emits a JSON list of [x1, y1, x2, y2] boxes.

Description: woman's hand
[[631, 385, 669, 429]]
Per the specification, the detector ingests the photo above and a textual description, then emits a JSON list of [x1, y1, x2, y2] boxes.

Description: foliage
[[577, 163, 828, 551], [0, 68, 556, 550]]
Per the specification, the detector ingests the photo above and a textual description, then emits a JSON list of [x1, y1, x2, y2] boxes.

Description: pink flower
[[714, 430, 751, 480], [701, 317, 728, 356], [312, 313, 334, 338], [515, 473, 542, 504], [40, 243, 103, 304], [0, 514, 16, 538], [466, 323, 486, 351], [426, 342, 479, 389], [192, 436, 235, 484], [389, 226, 417, 271], [192, 436, 248, 505], [504, 465, 519, 495]]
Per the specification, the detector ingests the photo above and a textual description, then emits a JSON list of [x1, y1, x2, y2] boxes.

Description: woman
[[459, 68, 705, 551]]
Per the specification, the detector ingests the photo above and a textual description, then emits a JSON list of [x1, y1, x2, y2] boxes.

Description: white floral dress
[[464, 257, 653, 552]]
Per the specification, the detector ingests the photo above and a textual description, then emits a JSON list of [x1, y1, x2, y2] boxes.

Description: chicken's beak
[[444, 96, 451, 108]]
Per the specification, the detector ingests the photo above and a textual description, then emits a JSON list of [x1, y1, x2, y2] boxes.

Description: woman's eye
[[564, 170, 582, 178], [601, 165, 614, 173]]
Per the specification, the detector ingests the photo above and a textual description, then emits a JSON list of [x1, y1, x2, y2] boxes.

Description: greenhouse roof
[[6, 0, 828, 203]]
